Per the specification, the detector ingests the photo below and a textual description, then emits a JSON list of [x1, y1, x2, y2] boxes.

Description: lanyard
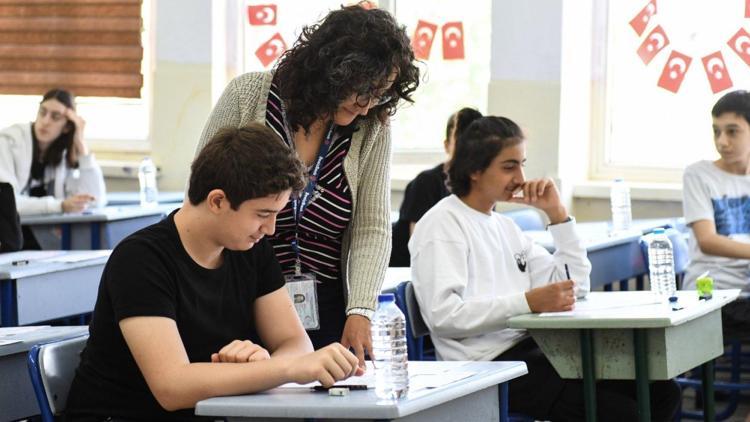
[[280, 101, 336, 275]]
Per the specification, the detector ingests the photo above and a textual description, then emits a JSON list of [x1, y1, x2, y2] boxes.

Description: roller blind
[[0, 0, 143, 98]]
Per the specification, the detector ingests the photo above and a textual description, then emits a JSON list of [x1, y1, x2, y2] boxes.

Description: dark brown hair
[[445, 107, 483, 140], [188, 124, 306, 209], [274, 2, 420, 133], [448, 116, 525, 197], [37, 88, 76, 167]]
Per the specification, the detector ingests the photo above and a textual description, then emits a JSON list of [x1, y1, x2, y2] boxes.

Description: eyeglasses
[[37, 106, 66, 123], [354, 92, 392, 108]]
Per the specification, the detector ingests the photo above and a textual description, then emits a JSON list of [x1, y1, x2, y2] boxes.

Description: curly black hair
[[274, 2, 420, 132]]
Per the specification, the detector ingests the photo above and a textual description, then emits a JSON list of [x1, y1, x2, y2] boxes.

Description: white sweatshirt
[[0, 123, 106, 215], [408, 195, 591, 361]]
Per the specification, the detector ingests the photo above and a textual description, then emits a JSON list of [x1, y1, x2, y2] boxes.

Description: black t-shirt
[[28, 125, 48, 197], [390, 163, 449, 267], [65, 211, 285, 421]]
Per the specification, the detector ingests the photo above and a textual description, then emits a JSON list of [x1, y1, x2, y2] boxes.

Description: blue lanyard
[[280, 102, 336, 274]]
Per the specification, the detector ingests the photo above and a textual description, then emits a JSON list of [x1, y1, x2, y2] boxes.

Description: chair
[[27, 334, 89, 422], [500, 208, 545, 231], [394, 281, 431, 361]]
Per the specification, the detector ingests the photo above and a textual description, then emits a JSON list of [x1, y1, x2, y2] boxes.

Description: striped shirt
[[265, 83, 353, 282]]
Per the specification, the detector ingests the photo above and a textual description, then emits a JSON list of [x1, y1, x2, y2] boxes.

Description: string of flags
[[247, 3, 467, 68], [631, 0, 750, 94]]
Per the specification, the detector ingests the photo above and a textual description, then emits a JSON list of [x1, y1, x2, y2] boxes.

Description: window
[[591, 0, 750, 183], [0, 0, 151, 148]]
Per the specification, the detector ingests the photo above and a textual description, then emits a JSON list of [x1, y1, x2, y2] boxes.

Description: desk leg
[[61, 223, 72, 250], [633, 329, 651, 422], [701, 360, 715, 422], [0, 279, 17, 326], [499, 382, 509, 422], [90, 222, 101, 249], [580, 329, 596, 422]]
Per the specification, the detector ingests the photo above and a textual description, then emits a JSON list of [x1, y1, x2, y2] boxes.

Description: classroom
[[1, 0, 749, 421]]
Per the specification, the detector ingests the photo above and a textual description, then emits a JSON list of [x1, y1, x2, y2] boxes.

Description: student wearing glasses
[[0, 88, 105, 216], [194, 3, 420, 370]]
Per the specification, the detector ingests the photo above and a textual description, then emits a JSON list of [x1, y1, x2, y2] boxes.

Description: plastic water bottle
[[648, 228, 676, 298], [138, 157, 158, 208], [610, 178, 632, 234], [372, 293, 409, 400]]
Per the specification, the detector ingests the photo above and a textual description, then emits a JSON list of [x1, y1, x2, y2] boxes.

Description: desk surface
[[196, 361, 527, 420], [508, 289, 740, 330], [20, 204, 177, 225], [107, 191, 185, 206], [0, 325, 88, 357], [0, 250, 110, 279]]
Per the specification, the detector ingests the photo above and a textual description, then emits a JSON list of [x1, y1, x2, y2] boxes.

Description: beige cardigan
[[194, 71, 391, 318]]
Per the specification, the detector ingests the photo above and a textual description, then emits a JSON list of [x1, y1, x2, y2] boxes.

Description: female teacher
[[194, 3, 419, 367]]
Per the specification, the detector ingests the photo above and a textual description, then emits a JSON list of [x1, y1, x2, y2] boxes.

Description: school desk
[[508, 289, 740, 422], [0, 250, 110, 326], [195, 360, 528, 422], [0, 325, 88, 421]]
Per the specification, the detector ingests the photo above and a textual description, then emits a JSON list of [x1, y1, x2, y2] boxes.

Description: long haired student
[[409, 116, 680, 421], [65, 124, 362, 421]]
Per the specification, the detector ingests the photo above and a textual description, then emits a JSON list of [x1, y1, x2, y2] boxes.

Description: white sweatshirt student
[[409, 195, 591, 361]]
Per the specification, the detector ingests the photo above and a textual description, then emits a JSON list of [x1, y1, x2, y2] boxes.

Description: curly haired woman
[[193, 3, 420, 369]]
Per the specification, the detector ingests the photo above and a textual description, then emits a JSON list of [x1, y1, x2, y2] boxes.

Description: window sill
[[573, 181, 683, 202]]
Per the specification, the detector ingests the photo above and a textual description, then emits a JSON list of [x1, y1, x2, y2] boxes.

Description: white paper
[[0, 326, 50, 336], [539, 292, 661, 317], [43, 250, 111, 263], [0, 251, 66, 265], [410, 371, 476, 390], [0, 339, 22, 346]]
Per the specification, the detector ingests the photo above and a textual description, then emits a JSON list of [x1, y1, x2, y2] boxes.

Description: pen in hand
[[564, 263, 571, 280]]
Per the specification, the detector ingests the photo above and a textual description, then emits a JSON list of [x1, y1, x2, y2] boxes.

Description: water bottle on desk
[[610, 178, 632, 234], [372, 293, 409, 400], [138, 157, 159, 208], [647, 228, 676, 298]]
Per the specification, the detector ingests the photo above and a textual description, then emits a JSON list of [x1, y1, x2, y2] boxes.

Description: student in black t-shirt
[[66, 124, 363, 421], [390, 107, 483, 266]]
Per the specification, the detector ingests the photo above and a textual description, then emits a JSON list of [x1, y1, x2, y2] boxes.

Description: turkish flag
[[728, 28, 750, 68], [411, 20, 438, 60], [248, 4, 277, 26], [657, 50, 691, 93], [702, 51, 733, 94], [636, 25, 669, 65], [629, 0, 657, 36], [255, 33, 286, 68], [442, 22, 465, 60]]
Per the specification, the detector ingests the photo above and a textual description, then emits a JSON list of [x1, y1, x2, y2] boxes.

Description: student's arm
[[120, 317, 359, 411], [691, 219, 750, 259], [64, 153, 107, 208], [253, 286, 315, 358]]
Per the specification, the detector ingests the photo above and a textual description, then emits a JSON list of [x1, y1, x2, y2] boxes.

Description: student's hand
[[211, 339, 270, 363], [286, 343, 362, 387], [340, 314, 372, 371], [508, 178, 568, 224], [62, 194, 95, 213], [525, 280, 576, 313], [65, 108, 88, 157]]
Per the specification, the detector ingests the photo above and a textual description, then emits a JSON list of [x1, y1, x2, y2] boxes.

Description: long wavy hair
[[37, 88, 77, 167], [274, 3, 420, 132]]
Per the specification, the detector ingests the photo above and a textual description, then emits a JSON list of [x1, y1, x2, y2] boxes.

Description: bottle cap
[[378, 293, 395, 303], [668, 296, 678, 303], [653, 228, 665, 234]]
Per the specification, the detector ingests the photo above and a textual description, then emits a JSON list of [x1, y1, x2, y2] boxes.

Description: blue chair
[[501, 208, 545, 231], [27, 334, 89, 422], [394, 281, 432, 361]]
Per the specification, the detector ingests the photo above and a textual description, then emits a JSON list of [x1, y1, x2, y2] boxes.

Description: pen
[[313, 384, 367, 391], [564, 263, 571, 280], [11, 260, 29, 266]]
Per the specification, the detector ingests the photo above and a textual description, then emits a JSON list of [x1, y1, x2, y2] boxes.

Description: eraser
[[328, 387, 349, 396]]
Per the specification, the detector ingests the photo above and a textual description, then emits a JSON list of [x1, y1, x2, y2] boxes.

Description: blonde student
[[65, 124, 361, 421], [409, 116, 679, 421], [0, 88, 105, 216]]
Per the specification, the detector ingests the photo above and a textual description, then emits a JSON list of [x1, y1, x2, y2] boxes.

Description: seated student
[[390, 107, 482, 266], [683, 90, 750, 340], [409, 116, 679, 421], [0, 88, 105, 216], [0, 182, 22, 252], [65, 124, 362, 421]]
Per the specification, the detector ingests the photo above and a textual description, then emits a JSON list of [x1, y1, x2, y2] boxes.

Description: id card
[[285, 273, 320, 330]]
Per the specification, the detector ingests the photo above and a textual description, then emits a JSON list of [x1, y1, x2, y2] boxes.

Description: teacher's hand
[[340, 314, 372, 371]]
